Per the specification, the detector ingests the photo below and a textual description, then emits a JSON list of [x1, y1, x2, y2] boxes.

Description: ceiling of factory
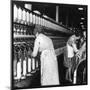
[[32, 3, 87, 31], [13, 1, 87, 31]]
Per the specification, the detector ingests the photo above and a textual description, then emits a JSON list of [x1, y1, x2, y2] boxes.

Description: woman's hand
[[76, 50, 82, 59]]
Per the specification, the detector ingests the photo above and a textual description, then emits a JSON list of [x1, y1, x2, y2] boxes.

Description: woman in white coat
[[32, 25, 60, 86]]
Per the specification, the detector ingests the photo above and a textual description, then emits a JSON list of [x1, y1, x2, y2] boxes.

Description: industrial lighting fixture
[[78, 8, 83, 10], [80, 22, 83, 24], [81, 18, 85, 20]]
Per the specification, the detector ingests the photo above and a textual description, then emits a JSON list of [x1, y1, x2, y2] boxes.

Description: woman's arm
[[32, 37, 40, 57], [72, 43, 78, 53], [76, 42, 86, 59]]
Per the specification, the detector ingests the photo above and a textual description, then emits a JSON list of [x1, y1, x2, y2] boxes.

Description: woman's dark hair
[[74, 30, 81, 37], [33, 25, 44, 35]]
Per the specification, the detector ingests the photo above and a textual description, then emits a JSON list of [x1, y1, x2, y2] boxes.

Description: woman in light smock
[[64, 32, 80, 82], [32, 25, 60, 86]]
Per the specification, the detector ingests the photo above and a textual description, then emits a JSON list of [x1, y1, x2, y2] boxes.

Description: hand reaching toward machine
[[76, 50, 82, 59]]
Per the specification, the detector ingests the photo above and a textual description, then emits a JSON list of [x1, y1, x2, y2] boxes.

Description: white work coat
[[67, 35, 78, 58], [32, 33, 59, 86]]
